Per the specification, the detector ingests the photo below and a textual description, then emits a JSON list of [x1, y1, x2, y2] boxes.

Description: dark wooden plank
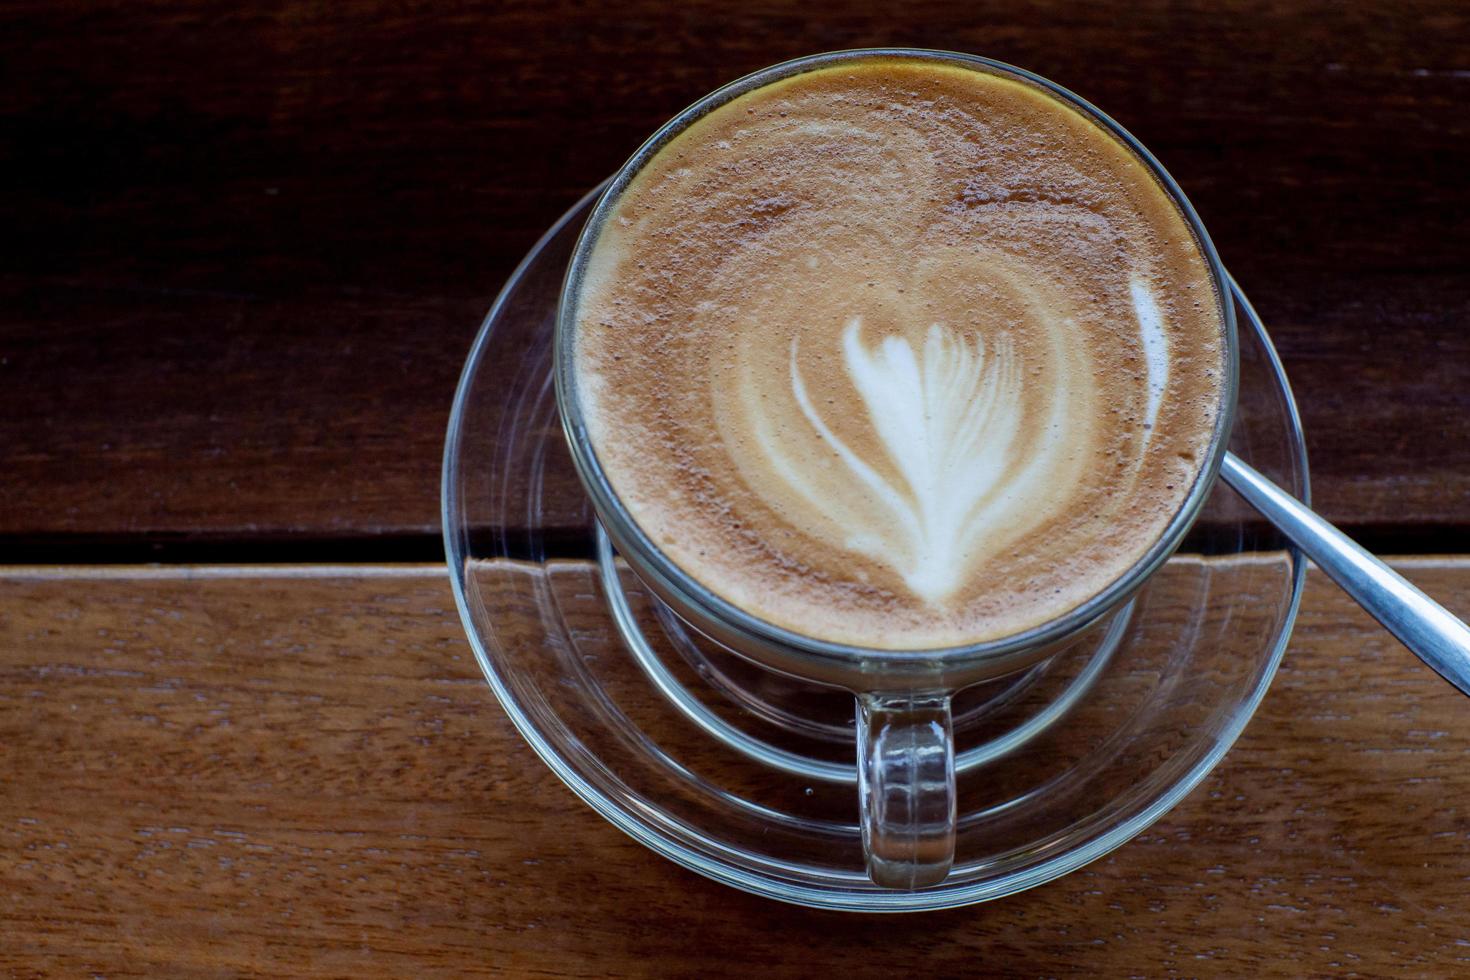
[[2, 562, 1470, 974], [3, 0, 1468, 543]]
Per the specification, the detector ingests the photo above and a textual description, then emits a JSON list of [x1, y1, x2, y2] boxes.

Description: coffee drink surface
[[570, 56, 1226, 649]]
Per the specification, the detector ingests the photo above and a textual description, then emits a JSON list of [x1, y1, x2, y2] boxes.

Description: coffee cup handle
[[855, 692, 956, 889]]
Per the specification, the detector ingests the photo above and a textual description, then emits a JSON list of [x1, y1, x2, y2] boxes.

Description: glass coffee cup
[[553, 48, 1237, 889]]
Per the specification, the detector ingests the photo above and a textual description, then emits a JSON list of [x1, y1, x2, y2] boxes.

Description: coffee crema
[[571, 56, 1226, 649]]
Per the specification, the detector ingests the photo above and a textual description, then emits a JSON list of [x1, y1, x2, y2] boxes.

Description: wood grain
[[3, 0, 1468, 546], [3, 563, 1469, 976]]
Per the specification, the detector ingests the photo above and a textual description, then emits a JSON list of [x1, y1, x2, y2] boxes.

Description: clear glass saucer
[[442, 185, 1309, 911]]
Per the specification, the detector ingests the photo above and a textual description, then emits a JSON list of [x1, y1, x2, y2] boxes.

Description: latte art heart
[[572, 56, 1225, 649], [796, 319, 1028, 602], [782, 320, 1047, 604]]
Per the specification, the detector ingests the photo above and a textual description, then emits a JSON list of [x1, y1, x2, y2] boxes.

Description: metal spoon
[[1221, 453, 1470, 696]]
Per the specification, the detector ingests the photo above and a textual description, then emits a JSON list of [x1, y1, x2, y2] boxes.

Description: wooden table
[[3, 1, 1467, 974]]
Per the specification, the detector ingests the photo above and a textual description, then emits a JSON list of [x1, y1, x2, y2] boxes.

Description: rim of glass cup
[[552, 47, 1242, 672], [440, 186, 1308, 909]]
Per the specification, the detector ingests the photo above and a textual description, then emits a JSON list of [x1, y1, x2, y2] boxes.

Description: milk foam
[[782, 316, 1056, 604], [573, 57, 1225, 648], [1131, 277, 1171, 437]]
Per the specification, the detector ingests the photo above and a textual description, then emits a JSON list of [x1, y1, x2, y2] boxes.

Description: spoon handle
[[1220, 452, 1470, 697]]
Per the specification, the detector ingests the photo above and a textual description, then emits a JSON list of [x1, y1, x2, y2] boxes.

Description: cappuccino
[[570, 56, 1226, 649]]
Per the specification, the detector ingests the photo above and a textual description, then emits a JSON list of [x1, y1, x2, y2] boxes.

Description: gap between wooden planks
[[2, 555, 1466, 578]]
